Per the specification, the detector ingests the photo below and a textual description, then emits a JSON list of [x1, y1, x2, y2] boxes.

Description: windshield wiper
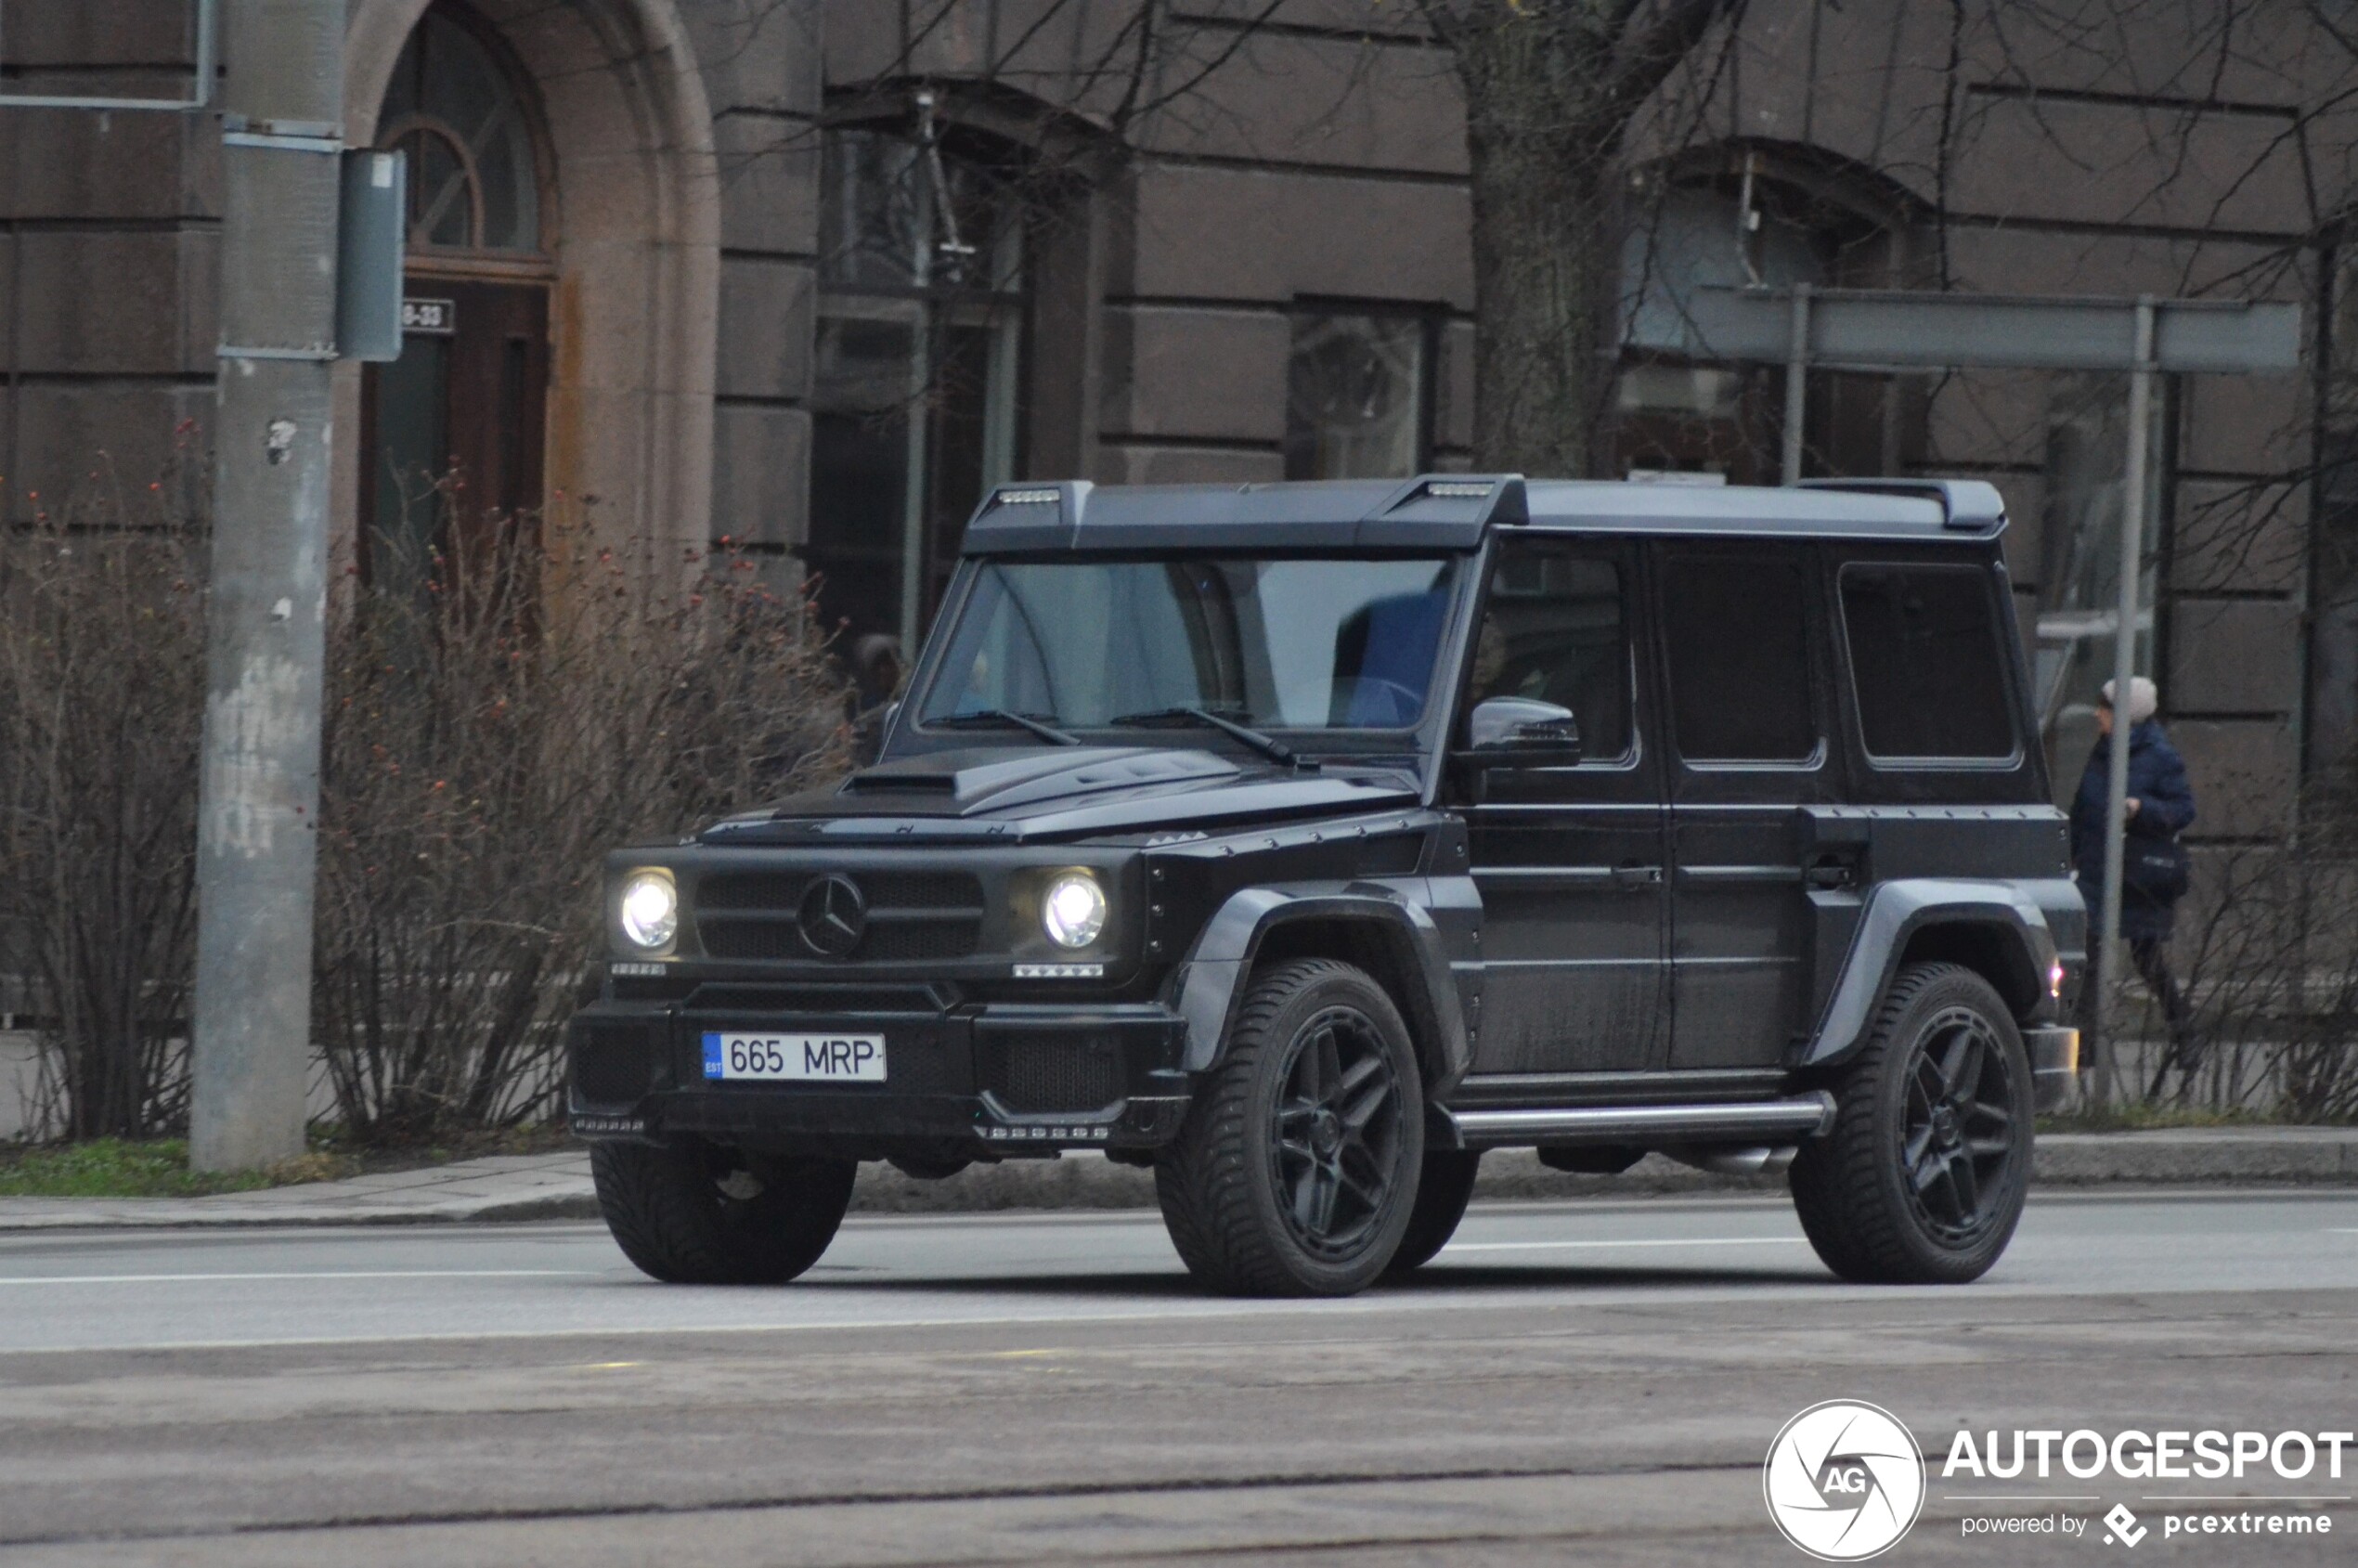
[[1108, 706, 1315, 771], [928, 709, 1081, 745]]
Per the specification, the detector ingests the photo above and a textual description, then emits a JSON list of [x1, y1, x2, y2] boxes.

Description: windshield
[[917, 556, 1461, 732]]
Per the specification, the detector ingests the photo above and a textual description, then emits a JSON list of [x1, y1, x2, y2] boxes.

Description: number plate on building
[[702, 1032, 886, 1082], [401, 297, 456, 335]]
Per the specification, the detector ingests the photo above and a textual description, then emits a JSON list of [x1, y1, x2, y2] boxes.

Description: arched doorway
[[359, 4, 554, 589]]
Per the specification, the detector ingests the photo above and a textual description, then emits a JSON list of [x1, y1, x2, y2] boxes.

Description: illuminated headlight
[[618, 871, 678, 951], [1041, 871, 1108, 949]]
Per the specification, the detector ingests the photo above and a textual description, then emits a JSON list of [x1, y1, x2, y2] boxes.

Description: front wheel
[[591, 1140, 856, 1284], [1156, 959, 1425, 1297], [1789, 962, 2033, 1284]]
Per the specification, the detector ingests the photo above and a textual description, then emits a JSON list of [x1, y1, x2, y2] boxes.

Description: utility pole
[[188, 1, 346, 1171]]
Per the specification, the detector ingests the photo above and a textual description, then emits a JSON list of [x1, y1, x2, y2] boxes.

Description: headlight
[[1041, 870, 1108, 949], [618, 871, 678, 951]]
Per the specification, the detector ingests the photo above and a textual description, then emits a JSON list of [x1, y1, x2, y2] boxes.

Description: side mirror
[[1467, 696, 1581, 758]]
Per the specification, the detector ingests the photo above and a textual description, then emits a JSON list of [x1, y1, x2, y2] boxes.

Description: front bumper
[[567, 995, 1192, 1158], [2024, 1025, 2079, 1114]]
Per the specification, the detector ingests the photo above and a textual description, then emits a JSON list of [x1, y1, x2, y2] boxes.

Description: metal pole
[[188, 2, 345, 1171], [2094, 297, 2156, 1108], [1781, 282, 1810, 485]]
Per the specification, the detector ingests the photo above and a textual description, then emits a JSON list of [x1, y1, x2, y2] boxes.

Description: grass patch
[[0, 1138, 354, 1199], [2039, 1102, 2277, 1134]]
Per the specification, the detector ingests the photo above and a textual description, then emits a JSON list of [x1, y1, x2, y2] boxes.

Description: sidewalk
[[0, 1127, 2352, 1231]]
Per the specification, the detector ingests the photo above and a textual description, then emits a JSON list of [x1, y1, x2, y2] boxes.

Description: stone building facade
[[0, 1, 2348, 854]]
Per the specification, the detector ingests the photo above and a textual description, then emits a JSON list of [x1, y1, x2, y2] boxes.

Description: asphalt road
[[0, 1190, 2352, 1565]]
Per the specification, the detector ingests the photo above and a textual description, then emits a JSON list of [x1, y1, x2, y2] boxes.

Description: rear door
[[1653, 542, 1837, 1070], [1455, 534, 1668, 1079]]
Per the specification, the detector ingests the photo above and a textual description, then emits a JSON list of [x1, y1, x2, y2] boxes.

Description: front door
[[360, 278, 551, 587], [1653, 542, 1832, 1069], [1456, 536, 1668, 1081]]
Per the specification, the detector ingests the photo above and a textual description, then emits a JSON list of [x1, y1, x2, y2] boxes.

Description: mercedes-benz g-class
[[570, 474, 2082, 1296]]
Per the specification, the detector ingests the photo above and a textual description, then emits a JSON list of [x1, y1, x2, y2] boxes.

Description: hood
[[700, 745, 1422, 845]]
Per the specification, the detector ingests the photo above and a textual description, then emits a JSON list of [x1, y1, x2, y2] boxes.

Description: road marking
[[1444, 1238, 1807, 1252], [0, 1269, 602, 1286], [1944, 1495, 2101, 1501]]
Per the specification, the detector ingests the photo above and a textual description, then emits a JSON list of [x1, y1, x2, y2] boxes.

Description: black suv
[[570, 475, 2082, 1296]]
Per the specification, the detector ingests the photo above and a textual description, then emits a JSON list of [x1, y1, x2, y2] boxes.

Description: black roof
[[959, 474, 2005, 553]]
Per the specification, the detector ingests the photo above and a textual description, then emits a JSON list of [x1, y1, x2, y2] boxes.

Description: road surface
[[0, 1190, 2352, 1564]]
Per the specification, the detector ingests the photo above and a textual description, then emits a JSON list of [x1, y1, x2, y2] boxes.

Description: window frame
[[1282, 299, 1440, 482], [1834, 557, 2027, 771], [1651, 541, 1829, 773], [1454, 533, 1645, 773]]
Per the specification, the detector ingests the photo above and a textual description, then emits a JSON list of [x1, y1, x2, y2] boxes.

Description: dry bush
[[0, 486, 207, 1141], [313, 510, 850, 1142], [2157, 783, 2358, 1121]]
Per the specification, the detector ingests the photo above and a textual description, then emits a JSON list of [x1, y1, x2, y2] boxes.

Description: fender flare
[[1800, 877, 2077, 1069], [1172, 884, 1471, 1088]]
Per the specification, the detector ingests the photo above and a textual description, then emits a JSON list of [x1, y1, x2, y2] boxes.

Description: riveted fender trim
[[1800, 877, 2074, 1069], [1173, 884, 1471, 1088]]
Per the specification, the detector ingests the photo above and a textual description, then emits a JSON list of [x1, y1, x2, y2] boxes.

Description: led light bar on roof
[[995, 487, 1061, 506], [1424, 481, 1494, 499]]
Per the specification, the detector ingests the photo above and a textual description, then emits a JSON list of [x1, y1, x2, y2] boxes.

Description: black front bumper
[[567, 995, 1193, 1158]]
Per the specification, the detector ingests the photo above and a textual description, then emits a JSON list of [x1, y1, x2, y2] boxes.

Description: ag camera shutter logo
[[1764, 1400, 1926, 1561]]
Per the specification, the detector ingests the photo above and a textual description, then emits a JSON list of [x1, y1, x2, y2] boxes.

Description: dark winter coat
[[2069, 719, 2196, 941]]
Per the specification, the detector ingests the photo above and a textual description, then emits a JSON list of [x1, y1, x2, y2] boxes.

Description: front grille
[[985, 1036, 1124, 1114], [572, 1019, 655, 1103], [695, 870, 985, 965]]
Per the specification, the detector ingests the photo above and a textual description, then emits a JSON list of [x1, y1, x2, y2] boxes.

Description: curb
[[0, 1129, 2351, 1231]]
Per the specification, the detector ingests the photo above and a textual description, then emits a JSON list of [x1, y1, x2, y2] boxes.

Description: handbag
[[2123, 833, 2191, 904]]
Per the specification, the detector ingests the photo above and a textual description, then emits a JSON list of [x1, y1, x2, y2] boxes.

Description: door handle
[[1611, 862, 1664, 889], [1805, 854, 1859, 891]]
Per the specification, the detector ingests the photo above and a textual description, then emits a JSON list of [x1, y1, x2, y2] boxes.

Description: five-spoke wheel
[[1157, 959, 1425, 1296], [1792, 962, 2033, 1284]]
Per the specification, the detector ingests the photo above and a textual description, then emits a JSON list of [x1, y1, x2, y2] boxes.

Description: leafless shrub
[[312, 506, 851, 1142], [2151, 780, 2358, 1121], [0, 483, 207, 1141]]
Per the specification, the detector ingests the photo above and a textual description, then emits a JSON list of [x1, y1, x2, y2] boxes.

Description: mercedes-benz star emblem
[[797, 875, 867, 958]]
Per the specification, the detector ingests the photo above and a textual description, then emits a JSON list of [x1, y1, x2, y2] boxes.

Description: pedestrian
[[2069, 675, 2198, 1086]]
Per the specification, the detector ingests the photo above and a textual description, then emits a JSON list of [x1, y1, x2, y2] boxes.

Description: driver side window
[[1470, 545, 1632, 762]]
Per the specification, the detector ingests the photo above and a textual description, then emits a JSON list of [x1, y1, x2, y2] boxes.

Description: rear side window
[[1839, 564, 2016, 761], [1659, 551, 1818, 764]]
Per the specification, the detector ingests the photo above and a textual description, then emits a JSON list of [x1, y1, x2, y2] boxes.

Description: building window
[[1284, 310, 1432, 480], [2032, 372, 2170, 793], [377, 9, 541, 254], [808, 118, 1027, 670]]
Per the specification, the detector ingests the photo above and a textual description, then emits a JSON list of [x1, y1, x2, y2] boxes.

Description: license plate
[[702, 1032, 886, 1082]]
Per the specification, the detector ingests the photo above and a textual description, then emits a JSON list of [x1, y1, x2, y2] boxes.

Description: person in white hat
[[2069, 675, 2198, 1083]]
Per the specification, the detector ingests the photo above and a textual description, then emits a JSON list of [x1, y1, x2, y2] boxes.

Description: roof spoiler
[[1796, 477, 2007, 534]]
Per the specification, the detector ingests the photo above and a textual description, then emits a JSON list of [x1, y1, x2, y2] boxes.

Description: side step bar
[[1441, 1093, 1836, 1151]]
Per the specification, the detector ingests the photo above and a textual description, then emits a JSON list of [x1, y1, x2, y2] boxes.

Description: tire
[[591, 1140, 857, 1284], [1155, 959, 1425, 1297], [1789, 962, 2034, 1285], [1383, 1150, 1482, 1277]]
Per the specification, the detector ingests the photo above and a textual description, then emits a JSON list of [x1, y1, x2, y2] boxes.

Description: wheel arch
[[1799, 878, 2071, 1070], [1173, 888, 1470, 1092]]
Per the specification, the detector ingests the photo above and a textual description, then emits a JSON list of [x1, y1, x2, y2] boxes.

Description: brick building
[[0, 0, 2345, 853]]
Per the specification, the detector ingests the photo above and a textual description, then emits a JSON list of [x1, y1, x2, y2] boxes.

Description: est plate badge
[[702, 1032, 886, 1082]]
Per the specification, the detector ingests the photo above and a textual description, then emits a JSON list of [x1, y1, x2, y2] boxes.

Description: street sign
[[1686, 286, 2303, 375], [336, 150, 406, 363]]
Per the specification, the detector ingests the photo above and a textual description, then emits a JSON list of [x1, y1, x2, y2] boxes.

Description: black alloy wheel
[[1156, 959, 1426, 1296], [1899, 1005, 2017, 1245], [1790, 962, 2033, 1285], [591, 1139, 857, 1284], [1270, 1004, 1408, 1260]]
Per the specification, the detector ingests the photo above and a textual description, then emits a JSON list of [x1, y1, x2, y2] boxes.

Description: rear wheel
[[1383, 1149, 1482, 1276], [591, 1140, 856, 1284], [1789, 963, 2033, 1284], [1156, 959, 1424, 1296]]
